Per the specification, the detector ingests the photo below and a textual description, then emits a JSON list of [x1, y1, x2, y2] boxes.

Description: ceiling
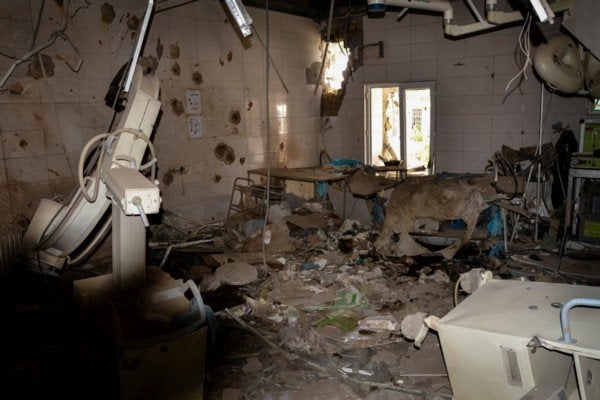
[[241, 0, 369, 21]]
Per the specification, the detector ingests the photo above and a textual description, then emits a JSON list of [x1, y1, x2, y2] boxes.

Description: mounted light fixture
[[529, 0, 555, 23], [224, 0, 253, 37]]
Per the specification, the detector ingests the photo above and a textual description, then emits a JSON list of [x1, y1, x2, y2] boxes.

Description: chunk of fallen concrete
[[376, 181, 487, 259]]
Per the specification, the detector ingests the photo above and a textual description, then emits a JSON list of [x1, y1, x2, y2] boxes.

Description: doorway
[[365, 82, 435, 175]]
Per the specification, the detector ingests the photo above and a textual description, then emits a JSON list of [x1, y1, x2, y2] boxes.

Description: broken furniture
[[405, 279, 600, 400], [226, 177, 258, 224], [375, 179, 487, 259], [344, 169, 400, 224], [226, 177, 286, 226], [247, 166, 348, 215], [487, 143, 555, 244], [374, 161, 408, 180], [565, 166, 600, 240]]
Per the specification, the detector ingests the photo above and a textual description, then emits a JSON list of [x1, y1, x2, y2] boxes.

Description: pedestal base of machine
[[74, 267, 207, 400]]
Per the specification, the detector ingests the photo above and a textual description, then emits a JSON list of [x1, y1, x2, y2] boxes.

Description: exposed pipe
[[251, 26, 289, 94], [375, 0, 453, 24], [464, 0, 486, 24], [559, 298, 600, 344], [534, 83, 543, 241]]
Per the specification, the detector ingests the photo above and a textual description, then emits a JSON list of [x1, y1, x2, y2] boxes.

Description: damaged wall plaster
[[323, 10, 588, 169], [0, 0, 323, 227]]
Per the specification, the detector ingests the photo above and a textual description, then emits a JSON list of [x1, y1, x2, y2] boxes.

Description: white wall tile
[[5, 156, 48, 184], [2, 130, 46, 158], [386, 62, 410, 82], [462, 151, 489, 173], [436, 150, 462, 172], [436, 132, 463, 151]]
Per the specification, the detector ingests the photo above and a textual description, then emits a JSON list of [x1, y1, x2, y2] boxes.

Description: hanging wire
[[505, 13, 533, 92], [261, 0, 271, 268]]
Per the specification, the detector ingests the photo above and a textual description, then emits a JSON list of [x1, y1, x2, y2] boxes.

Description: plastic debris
[[358, 315, 399, 332]]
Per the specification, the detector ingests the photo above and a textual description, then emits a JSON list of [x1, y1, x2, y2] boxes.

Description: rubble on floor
[[7, 160, 600, 399], [145, 173, 600, 399]]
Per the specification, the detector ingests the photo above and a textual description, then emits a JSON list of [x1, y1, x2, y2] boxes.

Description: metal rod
[[251, 26, 289, 94], [464, 0, 486, 23], [124, 0, 154, 92], [396, 8, 409, 21], [534, 83, 543, 241], [559, 298, 600, 343], [314, 0, 336, 96]]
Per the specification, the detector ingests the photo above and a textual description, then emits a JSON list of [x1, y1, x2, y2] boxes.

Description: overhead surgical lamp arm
[[368, 0, 574, 37], [370, 0, 454, 24]]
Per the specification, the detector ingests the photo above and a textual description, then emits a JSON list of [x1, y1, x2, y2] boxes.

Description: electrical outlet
[[169, 165, 190, 174], [188, 115, 203, 139]]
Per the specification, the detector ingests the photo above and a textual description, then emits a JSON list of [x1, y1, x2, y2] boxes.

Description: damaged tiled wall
[[325, 7, 588, 173], [0, 0, 322, 226]]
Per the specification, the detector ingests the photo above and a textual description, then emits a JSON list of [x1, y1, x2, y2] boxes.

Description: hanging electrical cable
[[505, 13, 533, 92], [261, 0, 272, 268]]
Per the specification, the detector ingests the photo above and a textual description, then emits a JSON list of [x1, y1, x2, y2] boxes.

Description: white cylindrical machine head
[[533, 34, 583, 94]]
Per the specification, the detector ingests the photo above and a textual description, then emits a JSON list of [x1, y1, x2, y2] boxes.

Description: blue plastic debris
[[486, 205, 503, 237], [329, 158, 362, 167]]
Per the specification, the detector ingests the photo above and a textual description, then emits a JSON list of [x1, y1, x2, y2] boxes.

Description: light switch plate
[[188, 115, 203, 138], [186, 89, 201, 114]]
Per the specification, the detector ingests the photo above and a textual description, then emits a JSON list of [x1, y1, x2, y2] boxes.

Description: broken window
[[366, 82, 435, 175]]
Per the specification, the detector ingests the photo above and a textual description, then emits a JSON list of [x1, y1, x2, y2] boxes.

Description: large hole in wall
[[321, 42, 350, 116], [319, 12, 362, 117]]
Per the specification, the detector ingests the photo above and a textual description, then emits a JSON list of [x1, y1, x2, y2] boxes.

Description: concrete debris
[[239, 221, 297, 254], [291, 380, 359, 400], [418, 269, 450, 284], [376, 180, 487, 259], [241, 357, 263, 374], [138, 168, 600, 399], [214, 262, 258, 286]]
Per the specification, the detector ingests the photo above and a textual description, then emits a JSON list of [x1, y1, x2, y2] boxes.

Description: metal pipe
[[251, 26, 289, 94], [559, 298, 600, 343], [534, 83, 544, 241], [464, 0, 485, 24], [124, 0, 154, 92], [383, 0, 454, 23]]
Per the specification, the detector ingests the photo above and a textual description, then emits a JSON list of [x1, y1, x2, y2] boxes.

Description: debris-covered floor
[[4, 169, 600, 399]]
